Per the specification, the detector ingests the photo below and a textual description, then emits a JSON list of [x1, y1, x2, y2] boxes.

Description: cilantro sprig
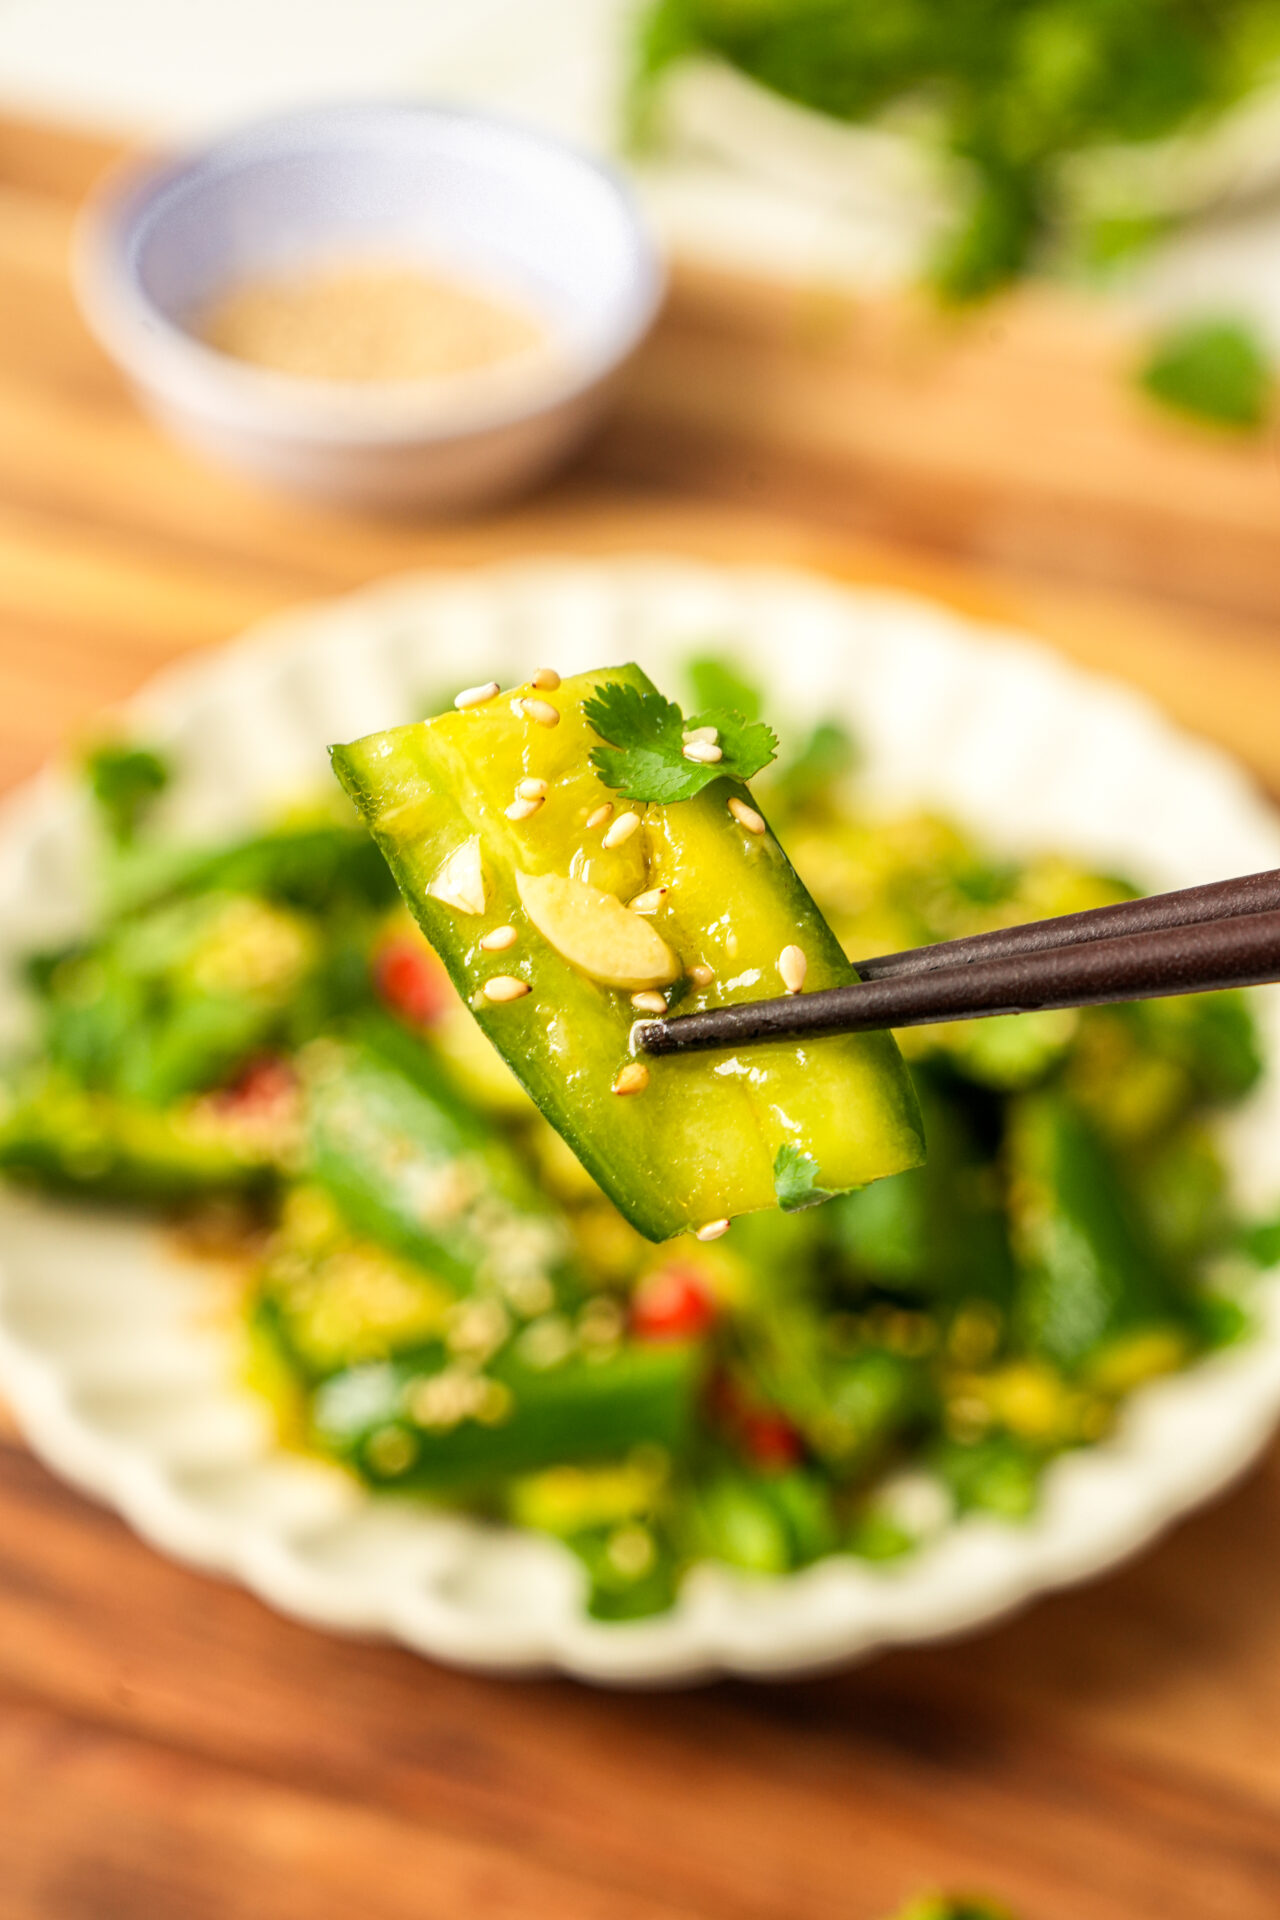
[[773, 1144, 833, 1214], [582, 679, 777, 805], [84, 741, 171, 846]]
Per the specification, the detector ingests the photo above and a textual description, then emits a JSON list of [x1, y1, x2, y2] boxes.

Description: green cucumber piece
[[888, 1896, 1018, 1920], [742, 1307, 934, 1474], [253, 1185, 454, 1381], [1007, 1092, 1191, 1371], [331, 664, 923, 1241], [300, 1016, 574, 1301], [931, 1433, 1044, 1521], [828, 1070, 1014, 1309], [687, 1467, 837, 1576], [312, 1337, 703, 1492], [109, 820, 396, 918], [0, 1069, 270, 1205], [506, 1456, 679, 1619], [37, 891, 322, 1105]]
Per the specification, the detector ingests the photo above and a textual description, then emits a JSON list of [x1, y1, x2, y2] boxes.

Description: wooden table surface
[[5, 114, 1280, 1920]]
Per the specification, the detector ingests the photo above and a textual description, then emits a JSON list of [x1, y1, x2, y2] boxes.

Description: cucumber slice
[[332, 665, 923, 1242], [312, 1339, 703, 1492], [0, 1069, 271, 1205], [1007, 1092, 1192, 1371], [299, 1015, 575, 1302]]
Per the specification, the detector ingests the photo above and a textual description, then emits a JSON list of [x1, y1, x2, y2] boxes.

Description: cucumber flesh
[[332, 665, 923, 1242]]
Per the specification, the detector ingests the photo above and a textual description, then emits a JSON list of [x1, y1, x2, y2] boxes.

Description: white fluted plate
[[3, 557, 1280, 1684]]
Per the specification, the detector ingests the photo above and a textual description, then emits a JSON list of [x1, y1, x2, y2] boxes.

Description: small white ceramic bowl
[[74, 103, 664, 513]]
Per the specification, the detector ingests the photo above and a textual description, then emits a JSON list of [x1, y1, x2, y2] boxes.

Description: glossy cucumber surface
[[332, 665, 923, 1241], [300, 1016, 574, 1298], [0, 1070, 270, 1205], [312, 1339, 703, 1492]]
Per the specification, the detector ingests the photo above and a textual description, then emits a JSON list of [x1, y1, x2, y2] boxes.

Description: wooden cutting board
[[2, 111, 1280, 1920]]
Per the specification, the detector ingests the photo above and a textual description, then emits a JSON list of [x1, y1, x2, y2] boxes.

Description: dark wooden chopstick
[[851, 865, 1280, 980], [636, 880, 1280, 1058]]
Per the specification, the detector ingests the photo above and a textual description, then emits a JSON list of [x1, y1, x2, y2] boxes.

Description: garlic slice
[[516, 871, 679, 990], [428, 837, 486, 915]]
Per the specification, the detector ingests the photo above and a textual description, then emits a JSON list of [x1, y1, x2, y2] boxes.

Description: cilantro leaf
[[773, 1143, 833, 1213], [1139, 318, 1271, 431], [84, 741, 170, 845], [691, 708, 779, 784], [583, 677, 777, 805], [772, 720, 857, 807]]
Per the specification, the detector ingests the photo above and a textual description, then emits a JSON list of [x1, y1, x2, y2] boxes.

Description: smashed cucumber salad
[[1, 652, 1274, 1622]]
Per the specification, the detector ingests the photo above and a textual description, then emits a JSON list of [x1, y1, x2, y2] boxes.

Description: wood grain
[[2, 110, 1280, 1920], [609, 264, 1280, 626]]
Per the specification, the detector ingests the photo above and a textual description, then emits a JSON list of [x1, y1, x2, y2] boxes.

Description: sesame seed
[[607, 1524, 656, 1578], [454, 681, 500, 710], [630, 991, 667, 1014], [518, 1314, 575, 1369], [505, 1271, 555, 1318], [578, 1296, 625, 1346], [696, 1218, 730, 1242], [586, 803, 614, 830], [728, 797, 766, 835], [476, 1378, 514, 1426], [602, 810, 640, 849], [531, 667, 561, 691], [447, 1297, 511, 1359], [419, 1162, 478, 1223], [628, 887, 668, 916], [517, 776, 547, 801], [365, 1425, 418, 1475], [613, 1061, 650, 1096], [483, 976, 529, 1003], [480, 925, 518, 951], [688, 964, 714, 988], [406, 1368, 490, 1431], [523, 698, 560, 729], [682, 740, 723, 764], [682, 725, 719, 746], [779, 945, 808, 994], [504, 795, 544, 821]]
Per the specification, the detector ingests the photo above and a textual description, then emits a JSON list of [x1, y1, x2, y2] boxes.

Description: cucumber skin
[[1008, 1092, 1190, 1370], [0, 1071, 270, 1206], [332, 665, 923, 1242], [301, 1019, 572, 1296], [313, 1339, 704, 1492]]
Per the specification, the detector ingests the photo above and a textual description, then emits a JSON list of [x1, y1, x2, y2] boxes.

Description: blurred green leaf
[[1139, 317, 1272, 430], [84, 742, 170, 845]]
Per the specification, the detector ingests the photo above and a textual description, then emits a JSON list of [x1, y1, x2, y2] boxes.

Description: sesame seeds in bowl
[[74, 104, 664, 513]]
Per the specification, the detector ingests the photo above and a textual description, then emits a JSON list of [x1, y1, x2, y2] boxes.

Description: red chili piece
[[218, 1055, 297, 1114], [375, 936, 448, 1026], [631, 1264, 718, 1341], [740, 1409, 805, 1470], [706, 1369, 805, 1469]]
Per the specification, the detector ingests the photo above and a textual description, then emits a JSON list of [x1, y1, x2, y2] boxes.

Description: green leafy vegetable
[[1139, 317, 1272, 430], [1240, 1211, 1280, 1268], [888, 1898, 1018, 1920], [685, 652, 763, 721], [583, 679, 777, 803], [773, 1143, 832, 1213], [85, 742, 170, 845], [772, 719, 857, 807], [635, 0, 1280, 302]]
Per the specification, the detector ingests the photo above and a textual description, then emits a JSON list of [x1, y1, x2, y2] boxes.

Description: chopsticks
[[636, 866, 1280, 1058]]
